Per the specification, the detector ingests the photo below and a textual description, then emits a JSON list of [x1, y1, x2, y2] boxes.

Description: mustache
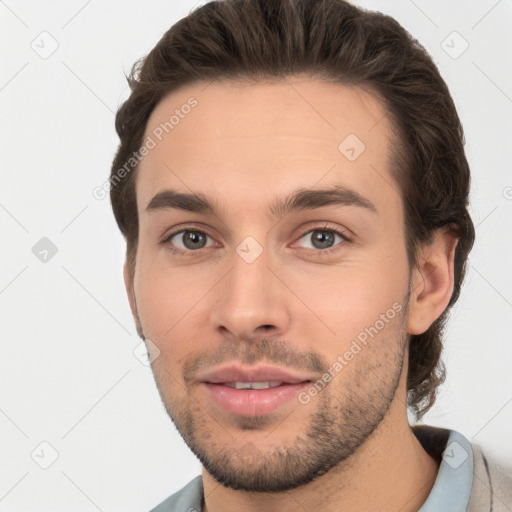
[[182, 337, 328, 384]]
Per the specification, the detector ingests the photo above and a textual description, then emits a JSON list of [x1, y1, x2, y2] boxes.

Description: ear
[[408, 227, 460, 335], [123, 261, 144, 339]]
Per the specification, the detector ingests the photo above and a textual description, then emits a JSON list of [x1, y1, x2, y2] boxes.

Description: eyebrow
[[145, 185, 378, 218]]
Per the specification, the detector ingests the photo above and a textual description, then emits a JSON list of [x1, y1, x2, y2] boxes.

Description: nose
[[210, 246, 291, 340]]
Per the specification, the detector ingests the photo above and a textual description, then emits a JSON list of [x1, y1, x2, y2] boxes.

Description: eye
[[165, 229, 217, 252], [295, 228, 347, 251]]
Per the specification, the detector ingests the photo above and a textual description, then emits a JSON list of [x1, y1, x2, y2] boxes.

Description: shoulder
[[148, 475, 203, 512], [468, 443, 512, 512]]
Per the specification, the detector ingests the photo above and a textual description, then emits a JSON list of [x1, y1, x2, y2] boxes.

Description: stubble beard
[[147, 299, 410, 493]]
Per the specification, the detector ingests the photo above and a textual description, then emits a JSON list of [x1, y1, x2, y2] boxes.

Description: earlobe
[[407, 228, 459, 335]]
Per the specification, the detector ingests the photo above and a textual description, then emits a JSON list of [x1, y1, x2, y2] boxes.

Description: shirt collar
[[414, 426, 474, 512]]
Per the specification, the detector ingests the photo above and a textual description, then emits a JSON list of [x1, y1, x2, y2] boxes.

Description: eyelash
[[161, 223, 351, 256]]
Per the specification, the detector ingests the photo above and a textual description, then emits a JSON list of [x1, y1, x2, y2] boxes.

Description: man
[[109, 0, 511, 510]]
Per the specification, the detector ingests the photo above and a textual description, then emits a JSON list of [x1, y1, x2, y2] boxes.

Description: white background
[[1, 1, 511, 511]]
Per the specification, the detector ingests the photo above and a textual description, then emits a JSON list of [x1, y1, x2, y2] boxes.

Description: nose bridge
[[210, 237, 291, 337]]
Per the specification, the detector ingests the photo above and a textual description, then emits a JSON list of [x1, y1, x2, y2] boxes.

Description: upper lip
[[197, 364, 315, 384]]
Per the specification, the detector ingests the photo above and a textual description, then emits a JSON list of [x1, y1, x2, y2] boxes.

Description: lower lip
[[203, 382, 310, 416]]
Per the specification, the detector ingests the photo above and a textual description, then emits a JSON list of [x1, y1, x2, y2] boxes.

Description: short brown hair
[[110, 0, 475, 419]]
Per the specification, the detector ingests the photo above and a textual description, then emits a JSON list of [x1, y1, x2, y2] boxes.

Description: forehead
[[136, 77, 400, 220]]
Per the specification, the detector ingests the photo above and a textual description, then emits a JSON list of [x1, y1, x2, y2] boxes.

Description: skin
[[123, 76, 459, 512]]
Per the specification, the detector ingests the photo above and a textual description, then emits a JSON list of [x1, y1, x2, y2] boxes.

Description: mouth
[[210, 380, 309, 389], [202, 380, 312, 416], [196, 363, 317, 416]]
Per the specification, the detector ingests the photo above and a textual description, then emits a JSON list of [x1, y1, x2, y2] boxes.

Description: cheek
[[134, 260, 216, 355], [286, 256, 408, 347]]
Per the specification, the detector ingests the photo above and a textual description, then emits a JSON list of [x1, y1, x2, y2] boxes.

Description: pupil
[[184, 231, 206, 249], [312, 231, 334, 249]]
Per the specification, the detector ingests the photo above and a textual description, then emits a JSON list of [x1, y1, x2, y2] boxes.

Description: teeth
[[223, 381, 283, 389]]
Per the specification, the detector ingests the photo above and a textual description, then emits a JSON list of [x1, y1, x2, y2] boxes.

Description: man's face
[[128, 77, 413, 491]]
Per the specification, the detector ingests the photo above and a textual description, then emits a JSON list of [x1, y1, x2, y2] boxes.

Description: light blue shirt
[[417, 427, 473, 511], [150, 426, 474, 512]]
